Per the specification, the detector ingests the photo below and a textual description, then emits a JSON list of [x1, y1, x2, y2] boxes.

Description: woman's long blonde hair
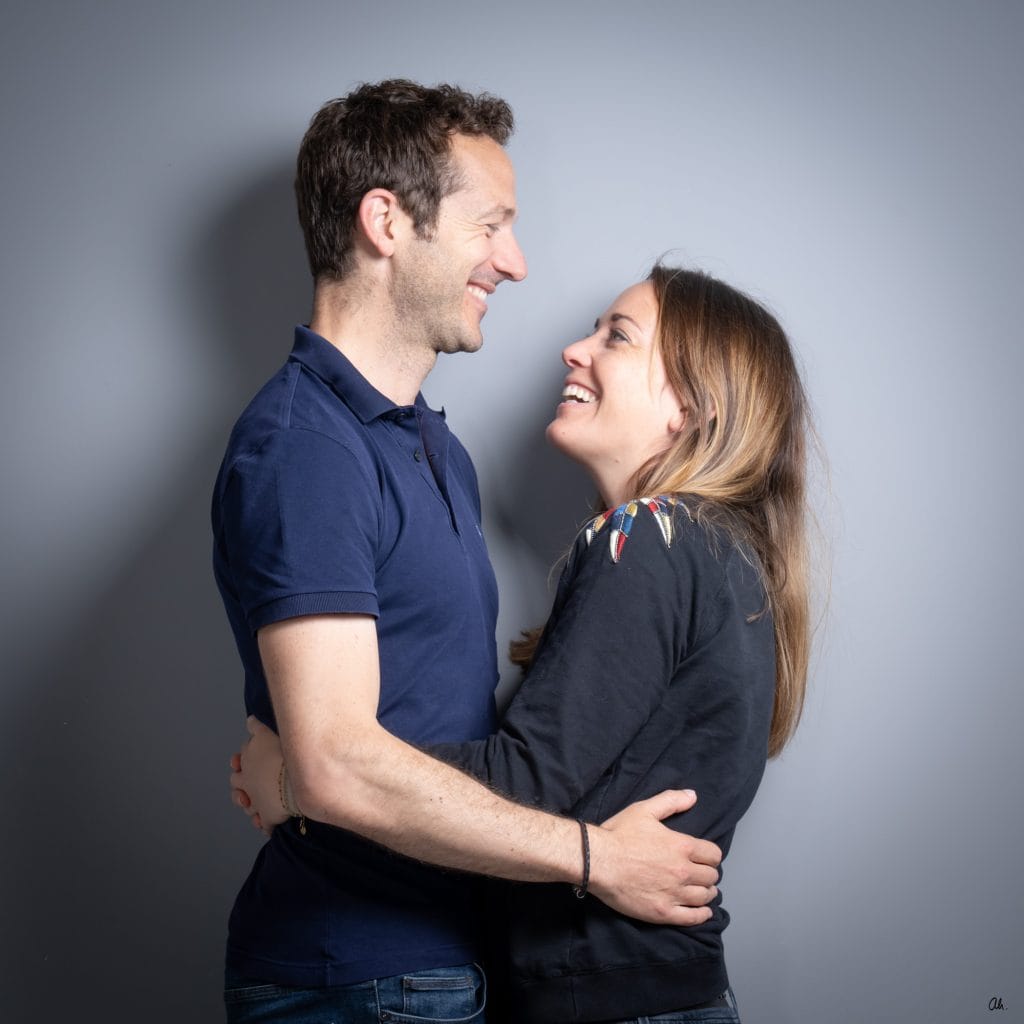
[[513, 265, 812, 758], [638, 265, 811, 757]]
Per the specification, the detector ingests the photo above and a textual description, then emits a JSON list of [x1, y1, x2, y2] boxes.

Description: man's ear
[[355, 189, 409, 258]]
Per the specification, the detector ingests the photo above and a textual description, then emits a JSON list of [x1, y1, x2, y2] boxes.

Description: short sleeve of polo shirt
[[220, 427, 382, 632]]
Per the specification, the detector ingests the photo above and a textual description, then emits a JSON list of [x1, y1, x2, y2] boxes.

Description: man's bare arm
[[258, 613, 720, 926]]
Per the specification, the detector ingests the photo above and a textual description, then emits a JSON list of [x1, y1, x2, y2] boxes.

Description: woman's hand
[[229, 715, 291, 835]]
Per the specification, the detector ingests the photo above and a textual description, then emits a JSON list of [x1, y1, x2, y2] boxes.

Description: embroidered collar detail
[[584, 495, 686, 563]]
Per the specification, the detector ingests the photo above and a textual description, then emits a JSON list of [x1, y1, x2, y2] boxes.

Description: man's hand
[[588, 789, 722, 926], [229, 716, 290, 836]]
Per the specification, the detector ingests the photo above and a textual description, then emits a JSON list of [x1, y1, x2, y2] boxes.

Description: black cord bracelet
[[572, 819, 590, 899]]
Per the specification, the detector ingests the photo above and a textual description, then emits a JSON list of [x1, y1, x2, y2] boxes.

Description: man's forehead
[[450, 135, 517, 201]]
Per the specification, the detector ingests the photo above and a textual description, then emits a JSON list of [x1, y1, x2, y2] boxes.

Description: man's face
[[394, 134, 527, 354]]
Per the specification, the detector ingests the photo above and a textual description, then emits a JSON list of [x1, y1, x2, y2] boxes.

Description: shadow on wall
[[2, 159, 310, 1022], [489, 397, 595, 572], [486, 413, 593, 709]]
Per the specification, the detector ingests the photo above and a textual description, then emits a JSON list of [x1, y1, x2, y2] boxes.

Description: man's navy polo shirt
[[212, 326, 499, 986]]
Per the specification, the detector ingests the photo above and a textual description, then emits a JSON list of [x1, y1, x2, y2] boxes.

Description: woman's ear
[[682, 395, 718, 434], [668, 405, 688, 434], [355, 189, 408, 258]]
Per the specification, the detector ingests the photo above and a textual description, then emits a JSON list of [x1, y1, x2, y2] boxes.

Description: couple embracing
[[214, 79, 811, 1024]]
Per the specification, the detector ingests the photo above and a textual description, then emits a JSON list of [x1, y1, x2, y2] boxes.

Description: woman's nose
[[561, 334, 594, 368]]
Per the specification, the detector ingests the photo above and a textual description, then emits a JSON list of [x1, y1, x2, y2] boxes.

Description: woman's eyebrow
[[608, 313, 642, 330], [594, 312, 642, 332]]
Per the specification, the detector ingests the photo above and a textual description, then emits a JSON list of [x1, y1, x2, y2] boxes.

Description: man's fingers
[[677, 884, 718, 908], [687, 837, 722, 868], [641, 788, 698, 820], [657, 904, 715, 928], [246, 714, 259, 737], [629, 788, 723, 868], [232, 787, 254, 812], [681, 861, 720, 888]]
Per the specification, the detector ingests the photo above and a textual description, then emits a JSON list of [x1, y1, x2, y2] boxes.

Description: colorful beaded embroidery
[[584, 495, 686, 563]]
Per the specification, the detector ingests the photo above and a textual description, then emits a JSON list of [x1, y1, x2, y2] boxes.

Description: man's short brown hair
[[295, 80, 514, 280]]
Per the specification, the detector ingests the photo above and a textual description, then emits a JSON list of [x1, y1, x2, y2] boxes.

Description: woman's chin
[[545, 422, 593, 475], [544, 419, 573, 456]]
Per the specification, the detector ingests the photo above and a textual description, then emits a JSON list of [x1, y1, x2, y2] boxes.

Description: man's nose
[[495, 231, 527, 282]]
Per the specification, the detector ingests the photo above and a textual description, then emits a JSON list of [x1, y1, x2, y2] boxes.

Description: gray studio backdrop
[[2, 2, 1021, 1021]]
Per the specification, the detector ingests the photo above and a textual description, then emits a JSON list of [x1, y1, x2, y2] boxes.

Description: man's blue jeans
[[224, 962, 486, 1023]]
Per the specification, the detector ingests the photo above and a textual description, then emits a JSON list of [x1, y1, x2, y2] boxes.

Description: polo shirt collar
[[289, 325, 443, 425]]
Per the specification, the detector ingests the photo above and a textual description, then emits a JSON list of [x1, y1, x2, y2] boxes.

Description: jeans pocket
[[378, 962, 486, 1023]]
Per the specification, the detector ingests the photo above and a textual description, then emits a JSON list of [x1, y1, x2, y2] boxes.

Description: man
[[214, 80, 720, 1021]]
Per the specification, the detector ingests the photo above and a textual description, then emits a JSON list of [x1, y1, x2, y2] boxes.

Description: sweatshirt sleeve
[[431, 502, 712, 814]]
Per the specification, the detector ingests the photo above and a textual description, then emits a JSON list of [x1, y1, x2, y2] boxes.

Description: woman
[[233, 264, 812, 1023]]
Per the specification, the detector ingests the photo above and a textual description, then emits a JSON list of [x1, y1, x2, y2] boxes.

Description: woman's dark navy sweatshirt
[[435, 496, 776, 1022]]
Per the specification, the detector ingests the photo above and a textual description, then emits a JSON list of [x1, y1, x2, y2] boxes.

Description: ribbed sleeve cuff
[[248, 591, 379, 631]]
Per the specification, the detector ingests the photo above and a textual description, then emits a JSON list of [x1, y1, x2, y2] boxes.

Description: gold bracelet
[[278, 763, 307, 834]]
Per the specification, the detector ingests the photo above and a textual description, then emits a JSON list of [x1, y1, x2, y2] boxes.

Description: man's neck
[[309, 278, 435, 407]]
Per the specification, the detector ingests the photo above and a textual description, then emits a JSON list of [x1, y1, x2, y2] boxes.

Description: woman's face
[[546, 281, 685, 506]]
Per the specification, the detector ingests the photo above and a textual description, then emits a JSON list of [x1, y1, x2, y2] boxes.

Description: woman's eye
[[609, 328, 630, 344]]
